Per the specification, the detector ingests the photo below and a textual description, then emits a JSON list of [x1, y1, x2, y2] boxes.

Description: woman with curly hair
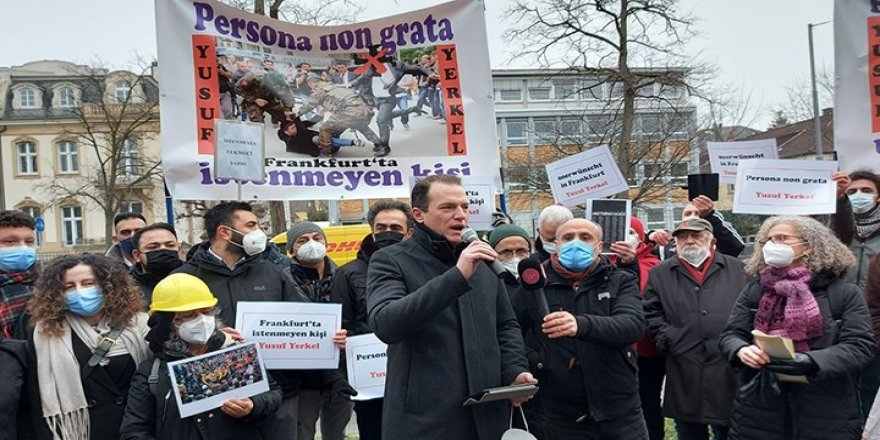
[[24, 253, 150, 440], [719, 216, 875, 440]]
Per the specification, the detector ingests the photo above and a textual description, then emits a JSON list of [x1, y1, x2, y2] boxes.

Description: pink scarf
[[755, 266, 824, 352]]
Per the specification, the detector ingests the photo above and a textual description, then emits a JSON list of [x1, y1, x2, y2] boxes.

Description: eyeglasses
[[498, 249, 530, 259], [758, 234, 805, 245]]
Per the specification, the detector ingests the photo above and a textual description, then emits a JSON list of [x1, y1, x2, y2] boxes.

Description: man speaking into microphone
[[366, 175, 535, 440]]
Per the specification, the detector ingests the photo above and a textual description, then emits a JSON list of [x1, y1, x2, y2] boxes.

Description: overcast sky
[[1, 0, 833, 129]]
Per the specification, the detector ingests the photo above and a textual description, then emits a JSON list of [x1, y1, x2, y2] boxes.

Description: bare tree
[[40, 62, 162, 243], [221, 0, 364, 24], [504, 0, 713, 208], [773, 64, 834, 123]]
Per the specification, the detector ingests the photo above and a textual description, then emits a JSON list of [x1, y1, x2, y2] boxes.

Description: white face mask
[[762, 242, 798, 268], [679, 244, 710, 267], [542, 240, 557, 254], [627, 234, 641, 249], [502, 258, 521, 277], [230, 229, 268, 256], [178, 314, 216, 345], [296, 240, 327, 264]]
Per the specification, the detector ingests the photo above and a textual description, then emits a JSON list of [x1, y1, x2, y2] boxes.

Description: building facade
[[0, 60, 163, 253], [493, 68, 699, 233]]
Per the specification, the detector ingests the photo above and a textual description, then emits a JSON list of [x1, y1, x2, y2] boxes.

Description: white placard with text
[[732, 159, 837, 215], [545, 145, 628, 207], [345, 333, 388, 401], [707, 139, 778, 184], [236, 302, 341, 370]]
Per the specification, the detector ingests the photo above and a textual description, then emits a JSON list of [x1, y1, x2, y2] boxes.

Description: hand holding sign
[[832, 172, 850, 200]]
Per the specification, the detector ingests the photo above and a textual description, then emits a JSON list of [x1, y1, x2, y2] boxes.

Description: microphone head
[[460, 228, 479, 244], [517, 256, 546, 290]]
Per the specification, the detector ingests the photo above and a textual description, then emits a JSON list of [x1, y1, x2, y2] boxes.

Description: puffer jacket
[[719, 272, 875, 440]]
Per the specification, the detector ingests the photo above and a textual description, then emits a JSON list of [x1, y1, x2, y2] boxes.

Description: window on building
[[61, 206, 84, 246], [533, 119, 557, 143], [19, 88, 37, 108], [20, 207, 42, 246], [528, 88, 551, 101], [505, 121, 528, 145], [115, 80, 131, 102], [57, 141, 79, 173], [580, 78, 604, 99], [659, 83, 683, 99], [119, 138, 140, 176], [498, 89, 522, 101], [559, 119, 581, 138], [673, 207, 684, 221], [120, 201, 144, 214], [639, 114, 661, 135], [670, 162, 690, 185], [609, 82, 624, 99], [58, 87, 76, 107], [16, 141, 38, 174], [644, 207, 667, 231], [636, 83, 658, 98], [553, 79, 577, 100]]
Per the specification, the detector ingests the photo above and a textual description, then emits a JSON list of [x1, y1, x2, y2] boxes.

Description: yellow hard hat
[[150, 273, 218, 314]]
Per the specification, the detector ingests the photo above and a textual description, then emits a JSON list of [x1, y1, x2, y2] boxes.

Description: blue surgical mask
[[542, 240, 557, 254], [558, 240, 594, 272], [0, 246, 36, 272], [65, 286, 105, 317], [849, 193, 877, 214]]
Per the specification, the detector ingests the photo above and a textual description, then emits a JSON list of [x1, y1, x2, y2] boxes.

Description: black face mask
[[143, 249, 183, 278], [374, 231, 404, 249]]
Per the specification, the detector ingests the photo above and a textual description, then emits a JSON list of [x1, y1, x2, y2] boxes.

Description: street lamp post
[[809, 21, 831, 160]]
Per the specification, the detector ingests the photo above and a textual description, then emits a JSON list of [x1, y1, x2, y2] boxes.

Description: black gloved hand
[[330, 378, 358, 399], [765, 353, 818, 376]]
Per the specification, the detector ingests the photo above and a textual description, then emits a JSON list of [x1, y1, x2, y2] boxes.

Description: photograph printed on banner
[[215, 39, 453, 160], [167, 341, 270, 418]]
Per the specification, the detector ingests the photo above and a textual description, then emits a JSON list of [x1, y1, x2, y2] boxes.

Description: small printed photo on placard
[[167, 341, 270, 418]]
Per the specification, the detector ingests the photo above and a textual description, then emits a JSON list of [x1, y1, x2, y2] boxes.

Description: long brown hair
[[28, 253, 145, 338]]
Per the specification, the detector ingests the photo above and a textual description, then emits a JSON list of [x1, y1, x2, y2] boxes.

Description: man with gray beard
[[642, 218, 748, 440]]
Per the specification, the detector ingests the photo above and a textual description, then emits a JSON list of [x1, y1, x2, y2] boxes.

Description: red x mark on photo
[[353, 45, 392, 75]]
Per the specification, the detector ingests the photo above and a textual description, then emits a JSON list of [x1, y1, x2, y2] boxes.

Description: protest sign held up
[[545, 145, 628, 207], [706, 139, 778, 184], [732, 159, 838, 215], [235, 302, 342, 369], [345, 333, 388, 401]]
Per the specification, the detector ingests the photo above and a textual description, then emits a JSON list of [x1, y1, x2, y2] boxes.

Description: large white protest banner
[[545, 145, 628, 207], [835, 1, 880, 171], [156, 0, 500, 200], [706, 140, 778, 184], [732, 159, 838, 215], [235, 302, 341, 369], [345, 333, 388, 401]]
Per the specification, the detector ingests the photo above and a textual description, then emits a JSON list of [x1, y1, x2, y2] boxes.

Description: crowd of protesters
[[1, 169, 880, 439]]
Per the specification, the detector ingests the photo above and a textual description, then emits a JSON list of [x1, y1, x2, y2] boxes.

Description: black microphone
[[461, 228, 507, 278], [517, 257, 550, 317]]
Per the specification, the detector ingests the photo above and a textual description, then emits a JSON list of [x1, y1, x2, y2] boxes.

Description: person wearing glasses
[[720, 216, 874, 440], [488, 223, 545, 438]]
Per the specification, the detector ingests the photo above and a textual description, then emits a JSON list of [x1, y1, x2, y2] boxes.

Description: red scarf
[[679, 249, 715, 286], [550, 253, 594, 289]]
